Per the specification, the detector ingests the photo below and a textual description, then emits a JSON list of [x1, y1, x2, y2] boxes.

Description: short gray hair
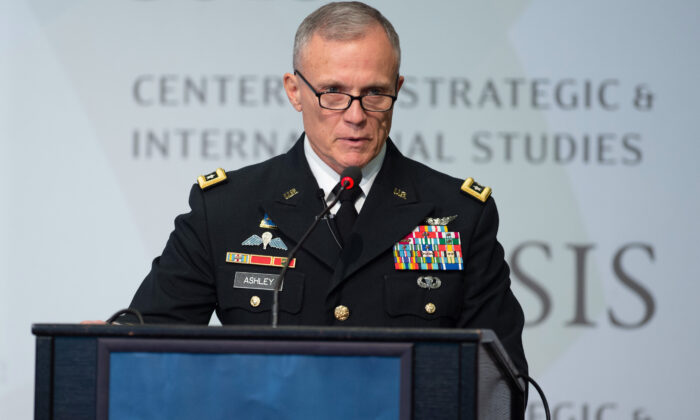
[[293, 1, 401, 73]]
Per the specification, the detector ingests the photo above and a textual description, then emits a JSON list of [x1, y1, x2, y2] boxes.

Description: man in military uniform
[[127, 1, 528, 378]]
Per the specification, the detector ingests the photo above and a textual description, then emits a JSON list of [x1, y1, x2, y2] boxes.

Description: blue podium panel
[[98, 339, 412, 420]]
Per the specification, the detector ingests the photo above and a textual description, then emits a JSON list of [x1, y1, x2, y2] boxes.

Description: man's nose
[[343, 97, 367, 124]]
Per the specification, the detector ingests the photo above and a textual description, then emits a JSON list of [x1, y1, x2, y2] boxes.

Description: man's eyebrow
[[316, 79, 394, 92], [314, 77, 346, 86], [365, 83, 394, 92]]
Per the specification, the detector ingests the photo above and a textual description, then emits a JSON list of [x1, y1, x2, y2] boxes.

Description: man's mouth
[[338, 137, 369, 142]]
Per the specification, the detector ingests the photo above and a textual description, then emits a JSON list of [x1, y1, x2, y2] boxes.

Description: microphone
[[339, 166, 362, 191], [271, 166, 362, 327]]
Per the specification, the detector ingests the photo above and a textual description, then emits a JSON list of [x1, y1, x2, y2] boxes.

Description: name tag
[[233, 272, 283, 291]]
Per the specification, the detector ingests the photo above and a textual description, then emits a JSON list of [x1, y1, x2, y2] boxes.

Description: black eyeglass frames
[[294, 70, 398, 112]]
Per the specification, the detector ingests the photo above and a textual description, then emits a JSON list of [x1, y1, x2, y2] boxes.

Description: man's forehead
[[312, 21, 387, 49], [298, 29, 398, 83]]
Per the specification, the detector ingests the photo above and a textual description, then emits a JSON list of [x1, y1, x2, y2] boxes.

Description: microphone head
[[340, 166, 362, 190]]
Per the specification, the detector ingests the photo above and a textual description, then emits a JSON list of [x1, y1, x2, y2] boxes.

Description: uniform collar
[[303, 135, 386, 213]]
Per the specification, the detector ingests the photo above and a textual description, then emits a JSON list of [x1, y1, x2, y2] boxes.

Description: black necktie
[[334, 185, 362, 247]]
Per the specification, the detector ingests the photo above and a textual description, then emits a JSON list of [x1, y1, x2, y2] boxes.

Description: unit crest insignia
[[259, 214, 277, 229]]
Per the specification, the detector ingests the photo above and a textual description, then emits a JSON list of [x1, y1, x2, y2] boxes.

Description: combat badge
[[460, 177, 491, 202], [393, 225, 463, 270], [197, 168, 227, 190], [242, 232, 288, 250]]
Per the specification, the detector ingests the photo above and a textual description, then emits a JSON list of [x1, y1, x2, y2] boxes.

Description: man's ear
[[283, 73, 303, 112]]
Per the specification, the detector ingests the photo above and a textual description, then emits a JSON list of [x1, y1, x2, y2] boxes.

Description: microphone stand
[[271, 182, 347, 327]]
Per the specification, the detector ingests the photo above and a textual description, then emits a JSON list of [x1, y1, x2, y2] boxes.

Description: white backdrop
[[2, 0, 699, 418]]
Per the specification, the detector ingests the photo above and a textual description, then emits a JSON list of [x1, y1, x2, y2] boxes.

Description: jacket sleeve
[[457, 196, 528, 377], [128, 184, 217, 324]]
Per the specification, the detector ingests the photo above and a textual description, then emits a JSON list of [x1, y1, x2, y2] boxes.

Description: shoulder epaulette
[[460, 177, 491, 202], [197, 168, 227, 190]]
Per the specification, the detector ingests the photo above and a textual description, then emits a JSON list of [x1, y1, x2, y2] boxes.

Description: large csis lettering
[[527, 401, 651, 420], [511, 242, 655, 329]]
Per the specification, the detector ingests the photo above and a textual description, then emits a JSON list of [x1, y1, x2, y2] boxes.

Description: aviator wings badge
[[424, 215, 458, 226]]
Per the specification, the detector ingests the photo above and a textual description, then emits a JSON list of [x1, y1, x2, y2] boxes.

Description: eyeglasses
[[294, 70, 398, 112]]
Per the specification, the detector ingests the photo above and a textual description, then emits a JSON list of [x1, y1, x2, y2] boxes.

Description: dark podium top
[[33, 324, 525, 419]]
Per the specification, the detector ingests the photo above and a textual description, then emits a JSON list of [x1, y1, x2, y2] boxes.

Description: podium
[[33, 324, 525, 419]]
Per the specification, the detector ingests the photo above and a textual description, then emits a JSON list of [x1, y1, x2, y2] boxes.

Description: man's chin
[[334, 147, 377, 168], [337, 156, 372, 170]]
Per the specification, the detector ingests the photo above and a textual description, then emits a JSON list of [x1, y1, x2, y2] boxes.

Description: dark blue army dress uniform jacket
[[129, 134, 528, 376]]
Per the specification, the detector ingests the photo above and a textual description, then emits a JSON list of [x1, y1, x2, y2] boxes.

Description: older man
[[127, 1, 528, 378]]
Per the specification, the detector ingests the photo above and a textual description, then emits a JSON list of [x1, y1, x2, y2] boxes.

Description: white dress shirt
[[304, 137, 386, 215]]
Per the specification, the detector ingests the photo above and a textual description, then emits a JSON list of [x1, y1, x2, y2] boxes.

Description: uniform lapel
[[262, 135, 341, 269], [330, 140, 434, 289]]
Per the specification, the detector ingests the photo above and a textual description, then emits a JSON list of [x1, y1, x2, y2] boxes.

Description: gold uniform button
[[250, 295, 261, 307], [334, 305, 350, 321], [425, 303, 436, 314]]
